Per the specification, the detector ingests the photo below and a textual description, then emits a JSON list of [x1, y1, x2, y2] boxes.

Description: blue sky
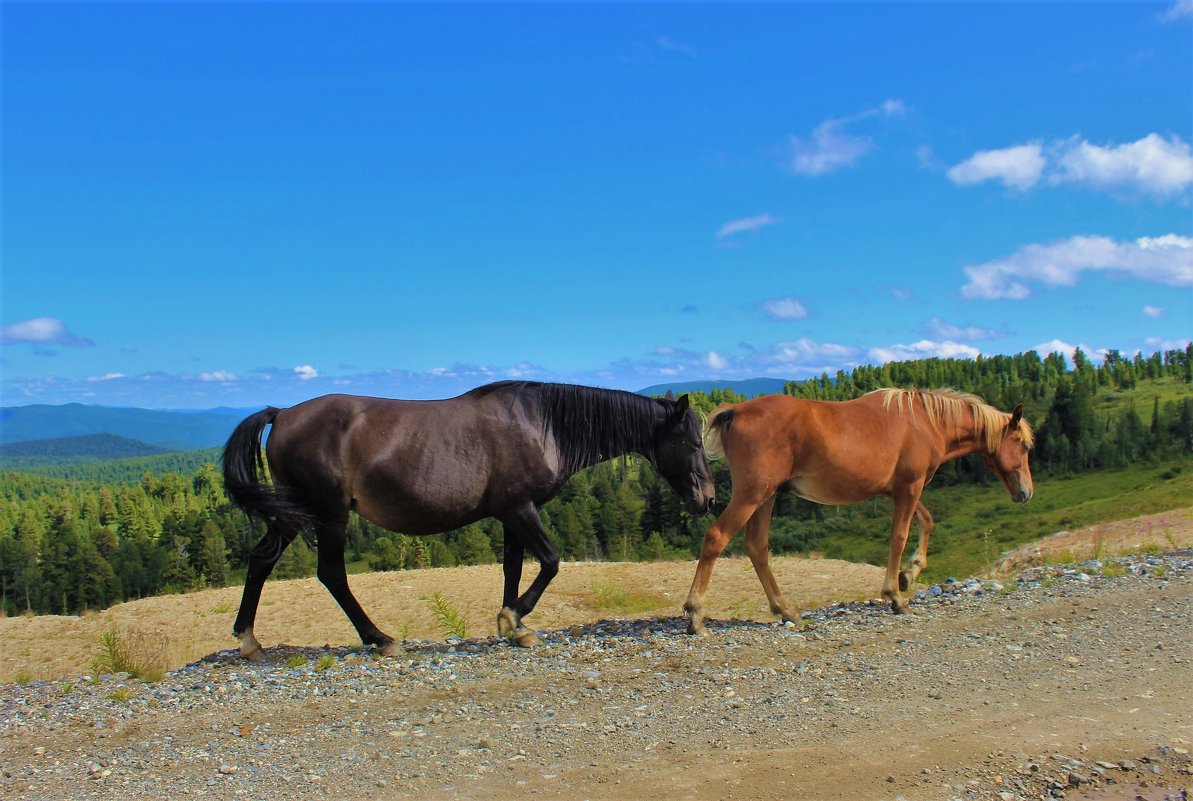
[[3, 1, 1191, 410]]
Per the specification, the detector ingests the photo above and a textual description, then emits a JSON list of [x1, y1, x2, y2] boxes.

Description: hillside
[[0, 403, 252, 450], [637, 377, 789, 398], [0, 433, 171, 460], [0, 513, 1189, 801]]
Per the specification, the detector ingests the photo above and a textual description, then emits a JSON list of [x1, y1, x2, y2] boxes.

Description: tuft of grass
[[107, 686, 135, 703], [12, 670, 33, 686], [589, 578, 665, 615], [314, 653, 336, 672], [91, 628, 169, 682], [210, 602, 234, 615], [1099, 562, 1127, 578], [286, 655, 308, 669], [422, 592, 470, 639]]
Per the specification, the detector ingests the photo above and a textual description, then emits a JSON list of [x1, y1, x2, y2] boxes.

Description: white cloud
[[1142, 305, 1165, 318], [706, 351, 729, 370], [86, 372, 125, 382], [716, 213, 778, 239], [1051, 133, 1193, 197], [788, 99, 905, 176], [949, 134, 1193, 198], [199, 371, 237, 382], [868, 340, 981, 364], [1031, 339, 1106, 364], [1, 316, 94, 347], [760, 297, 809, 320], [657, 36, 696, 57], [1160, 0, 1193, 21], [961, 233, 1193, 300], [926, 317, 1000, 340], [293, 365, 319, 381], [946, 143, 1046, 191], [769, 338, 858, 365]]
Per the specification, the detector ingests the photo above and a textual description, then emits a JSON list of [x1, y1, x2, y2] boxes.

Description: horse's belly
[[352, 464, 489, 536], [786, 476, 879, 506]]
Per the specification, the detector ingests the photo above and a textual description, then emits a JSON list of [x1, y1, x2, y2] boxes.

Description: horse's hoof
[[512, 629, 541, 647], [891, 600, 911, 615], [377, 641, 403, 657], [686, 622, 710, 637], [496, 608, 519, 639], [241, 647, 266, 661]]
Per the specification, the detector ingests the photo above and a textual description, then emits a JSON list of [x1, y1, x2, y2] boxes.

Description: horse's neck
[[937, 408, 989, 462], [547, 390, 656, 474]]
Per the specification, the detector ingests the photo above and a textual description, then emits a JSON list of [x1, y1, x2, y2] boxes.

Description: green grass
[[589, 577, 666, 615], [808, 458, 1191, 583], [91, 629, 169, 682], [421, 591, 470, 639]]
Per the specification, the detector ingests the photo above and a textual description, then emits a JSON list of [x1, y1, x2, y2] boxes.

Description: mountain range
[[0, 379, 788, 451]]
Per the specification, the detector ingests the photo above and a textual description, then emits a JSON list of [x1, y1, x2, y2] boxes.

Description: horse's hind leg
[[498, 503, 560, 647], [233, 521, 299, 660], [742, 495, 794, 625], [899, 501, 935, 592], [315, 517, 399, 655], [683, 495, 761, 636]]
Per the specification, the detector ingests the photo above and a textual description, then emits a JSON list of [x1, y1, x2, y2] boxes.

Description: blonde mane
[[871, 388, 1034, 451]]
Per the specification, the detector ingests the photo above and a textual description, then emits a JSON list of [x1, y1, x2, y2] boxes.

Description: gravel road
[[2, 551, 1190, 801]]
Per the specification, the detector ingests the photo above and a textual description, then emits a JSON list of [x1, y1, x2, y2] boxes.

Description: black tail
[[222, 408, 319, 532]]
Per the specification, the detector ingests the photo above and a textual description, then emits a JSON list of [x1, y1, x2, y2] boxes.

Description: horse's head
[[987, 404, 1034, 504], [653, 394, 716, 516]]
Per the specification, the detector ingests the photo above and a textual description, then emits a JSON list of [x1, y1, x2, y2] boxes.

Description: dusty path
[[2, 550, 1190, 801]]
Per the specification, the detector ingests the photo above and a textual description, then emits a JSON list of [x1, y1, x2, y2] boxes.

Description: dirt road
[[2, 550, 1190, 801]]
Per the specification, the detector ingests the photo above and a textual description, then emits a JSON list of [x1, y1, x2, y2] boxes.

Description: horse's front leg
[[683, 496, 759, 636], [498, 504, 559, 647], [497, 536, 527, 640], [883, 487, 923, 614], [742, 494, 795, 625], [899, 501, 935, 592]]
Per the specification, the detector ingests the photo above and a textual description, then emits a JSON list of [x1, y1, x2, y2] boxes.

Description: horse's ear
[[675, 394, 690, 414], [1009, 404, 1023, 429]]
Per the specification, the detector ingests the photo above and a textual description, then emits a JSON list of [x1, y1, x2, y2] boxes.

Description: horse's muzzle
[[1014, 488, 1033, 503]]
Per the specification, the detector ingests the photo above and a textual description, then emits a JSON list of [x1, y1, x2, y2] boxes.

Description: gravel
[[2, 550, 1190, 801]]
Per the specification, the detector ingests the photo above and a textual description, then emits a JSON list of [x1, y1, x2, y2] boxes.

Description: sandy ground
[[2, 508, 1190, 683]]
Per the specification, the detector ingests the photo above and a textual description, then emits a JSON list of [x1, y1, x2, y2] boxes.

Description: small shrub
[[12, 670, 32, 686], [287, 655, 308, 669], [1099, 562, 1127, 578], [422, 592, 469, 638], [314, 653, 336, 672], [91, 628, 169, 682]]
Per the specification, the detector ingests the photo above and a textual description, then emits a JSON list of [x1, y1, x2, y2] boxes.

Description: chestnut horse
[[224, 381, 715, 659], [683, 388, 1033, 635]]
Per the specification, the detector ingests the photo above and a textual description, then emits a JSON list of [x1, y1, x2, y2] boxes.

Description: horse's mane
[[470, 381, 663, 472], [872, 387, 1034, 451]]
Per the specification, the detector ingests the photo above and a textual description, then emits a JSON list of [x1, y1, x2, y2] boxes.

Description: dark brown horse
[[223, 381, 715, 658], [683, 388, 1034, 635]]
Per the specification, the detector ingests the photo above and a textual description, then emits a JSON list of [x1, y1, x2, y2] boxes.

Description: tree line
[[1, 345, 1189, 617]]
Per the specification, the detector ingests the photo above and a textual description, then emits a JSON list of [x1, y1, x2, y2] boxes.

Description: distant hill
[[0, 434, 171, 460], [637, 378, 789, 398], [0, 404, 254, 450]]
